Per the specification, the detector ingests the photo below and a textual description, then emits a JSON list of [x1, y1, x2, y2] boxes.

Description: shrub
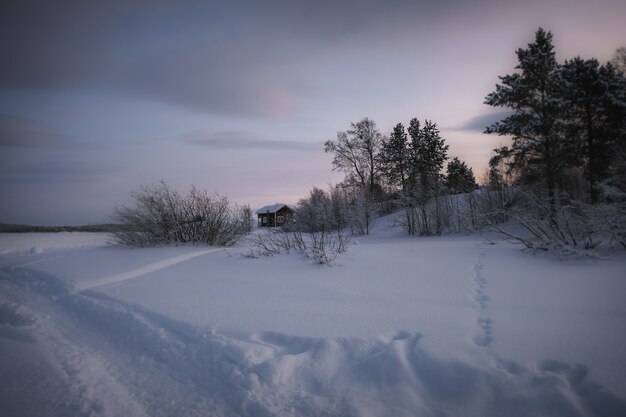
[[113, 181, 251, 246], [247, 228, 351, 265]]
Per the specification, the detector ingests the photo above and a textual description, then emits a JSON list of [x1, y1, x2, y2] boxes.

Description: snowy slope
[[1, 228, 625, 416]]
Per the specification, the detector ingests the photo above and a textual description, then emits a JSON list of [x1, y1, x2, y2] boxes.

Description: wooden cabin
[[256, 203, 294, 227]]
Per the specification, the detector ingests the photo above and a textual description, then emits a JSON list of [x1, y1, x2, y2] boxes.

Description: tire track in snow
[[471, 253, 493, 347], [77, 248, 221, 291]]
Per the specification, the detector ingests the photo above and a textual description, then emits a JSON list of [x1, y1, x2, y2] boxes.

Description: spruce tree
[[408, 118, 448, 200], [380, 123, 409, 191], [446, 157, 477, 194], [558, 58, 626, 201], [407, 118, 449, 235], [485, 28, 569, 208]]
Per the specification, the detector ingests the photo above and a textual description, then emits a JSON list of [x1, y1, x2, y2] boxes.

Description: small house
[[256, 203, 294, 227]]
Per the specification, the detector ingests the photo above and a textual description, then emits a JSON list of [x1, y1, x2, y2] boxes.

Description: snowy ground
[[1, 225, 625, 417]]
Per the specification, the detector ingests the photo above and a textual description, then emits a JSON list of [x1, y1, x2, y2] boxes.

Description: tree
[[488, 146, 515, 190], [324, 118, 383, 234], [408, 118, 449, 199], [294, 186, 338, 232], [324, 117, 383, 194], [380, 123, 409, 191], [558, 57, 626, 201], [611, 47, 626, 75], [485, 28, 572, 210], [406, 118, 449, 235], [446, 157, 477, 194]]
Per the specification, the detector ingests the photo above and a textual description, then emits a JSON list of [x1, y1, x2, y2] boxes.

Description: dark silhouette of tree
[[380, 123, 409, 191], [611, 47, 626, 74], [558, 58, 626, 201], [485, 28, 570, 210], [324, 117, 383, 193], [446, 157, 477, 194]]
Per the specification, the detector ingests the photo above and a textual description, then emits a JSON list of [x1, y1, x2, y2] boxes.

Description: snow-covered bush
[[113, 181, 251, 246], [486, 193, 626, 257], [294, 187, 342, 233], [247, 229, 351, 265]]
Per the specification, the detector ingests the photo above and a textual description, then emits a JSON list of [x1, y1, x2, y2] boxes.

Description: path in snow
[[470, 253, 493, 347], [76, 248, 221, 291]]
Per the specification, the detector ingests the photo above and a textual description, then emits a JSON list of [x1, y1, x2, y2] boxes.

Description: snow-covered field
[[1, 225, 625, 417]]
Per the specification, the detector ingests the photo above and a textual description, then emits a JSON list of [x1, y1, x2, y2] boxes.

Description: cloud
[[0, 0, 487, 118], [181, 130, 320, 151], [449, 111, 514, 133], [0, 114, 75, 148]]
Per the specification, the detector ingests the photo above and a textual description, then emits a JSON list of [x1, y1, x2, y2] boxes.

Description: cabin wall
[[257, 207, 293, 227]]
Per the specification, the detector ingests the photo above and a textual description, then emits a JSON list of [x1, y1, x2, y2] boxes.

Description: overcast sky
[[1, 0, 625, 225]]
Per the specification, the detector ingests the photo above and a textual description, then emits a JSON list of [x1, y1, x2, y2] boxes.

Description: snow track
[[77, 248, 221, 290], [2, 265, 625, 417], [470, 253, 494, 348]]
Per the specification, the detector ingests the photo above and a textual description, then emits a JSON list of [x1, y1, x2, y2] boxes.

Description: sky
[[1, 0, 625, 225]]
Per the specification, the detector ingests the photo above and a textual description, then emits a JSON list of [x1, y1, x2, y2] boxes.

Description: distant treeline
[[0, 223, 123, 233]]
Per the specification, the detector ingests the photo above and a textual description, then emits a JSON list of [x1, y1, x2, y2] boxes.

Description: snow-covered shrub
[[247, 229, 351, 265], [294, 187, 341, 233], [113, 181, 251, 246], [485, 193, 626, 257]]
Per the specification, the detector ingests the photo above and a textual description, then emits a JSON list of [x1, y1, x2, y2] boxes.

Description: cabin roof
[[255, 203, 290, 215]]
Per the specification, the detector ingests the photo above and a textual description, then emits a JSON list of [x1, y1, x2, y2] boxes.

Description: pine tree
[[558, 58, 626, 201], [380, 123, 409, 191], [446, 157, 477, 194], [408, 119, 449, 200], [485, 28, 571, 209], [598, 63, 626, 193], [406, 118, 449, 234], [611, 47, 626, 75]]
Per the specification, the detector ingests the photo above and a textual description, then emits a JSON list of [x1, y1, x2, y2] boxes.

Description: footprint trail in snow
[[471, 253, 493, 347]]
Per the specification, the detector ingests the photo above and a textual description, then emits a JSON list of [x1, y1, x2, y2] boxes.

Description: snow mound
[[1, 266, 624, 417]]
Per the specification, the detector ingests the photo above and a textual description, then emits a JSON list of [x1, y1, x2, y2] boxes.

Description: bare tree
[[325, 117, 383, 193], [324, 117, 383, 234]]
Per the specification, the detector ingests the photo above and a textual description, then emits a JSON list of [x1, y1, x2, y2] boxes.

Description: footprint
[[473, 317, 494, 346], [469, 253, 493, 347], [474, 293, 489, 309], [477, 317, 493, 333], [472, 332, 493, 347]]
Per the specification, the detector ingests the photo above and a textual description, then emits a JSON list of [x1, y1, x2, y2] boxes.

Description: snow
[[255, 203, 289, 214], [0, 232, 111, 255], [1, 225, 625, 416]]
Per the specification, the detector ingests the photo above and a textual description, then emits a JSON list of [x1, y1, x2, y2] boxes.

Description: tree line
[[111, 28, 625, 254], [297, 116, 477, 236], [485, 28, 626, 207], [298, 28, 626, 254]]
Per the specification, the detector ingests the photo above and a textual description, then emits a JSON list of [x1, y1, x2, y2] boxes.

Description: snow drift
[[1, 262, 625, 417]]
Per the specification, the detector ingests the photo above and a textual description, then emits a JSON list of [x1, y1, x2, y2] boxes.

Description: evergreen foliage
[[484, 28, 567, 207], [611, 47, 626, 75], [446, 157, 477, 194], [407, 118, 449, 203], [485, 28, 626, 205], [380, 123, 409, 191], [558, 58, 626, 200]]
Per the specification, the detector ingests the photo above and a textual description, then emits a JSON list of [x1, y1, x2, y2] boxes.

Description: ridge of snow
[[255, 203, 289, 214], [76, 248, 221, 291]]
